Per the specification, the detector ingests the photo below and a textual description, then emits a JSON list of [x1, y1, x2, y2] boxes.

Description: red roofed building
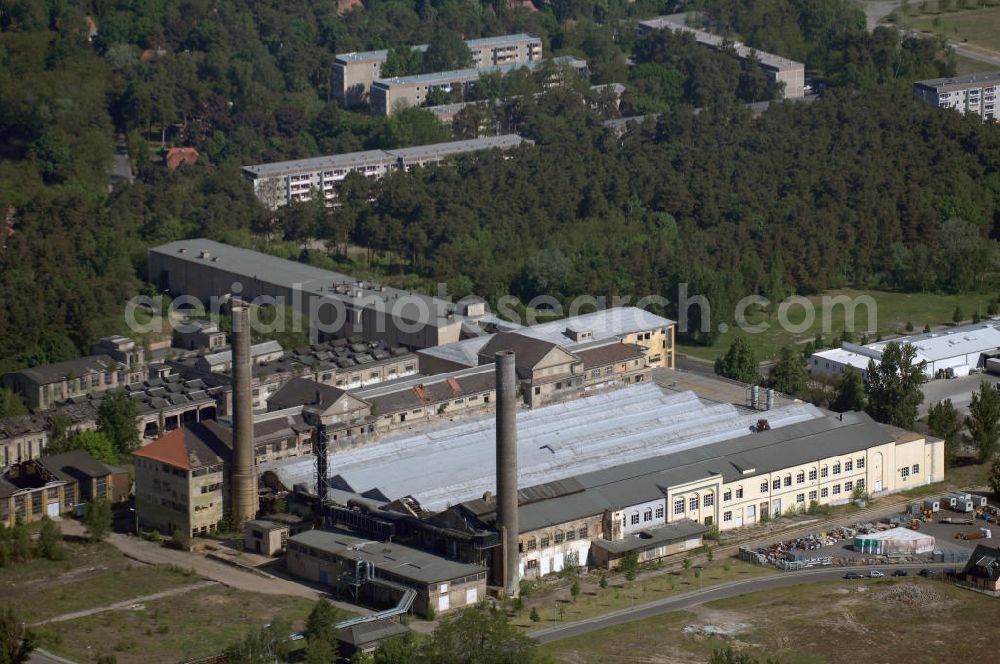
[[336, 0, 364, 16], [133, 423, 232, 537], [165, 146, 199, 171], [508, 0, 538, 12]]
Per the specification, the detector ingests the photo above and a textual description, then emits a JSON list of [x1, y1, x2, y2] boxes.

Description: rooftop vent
[[178, 248, 187, 253], [199, 250, 210, 259]]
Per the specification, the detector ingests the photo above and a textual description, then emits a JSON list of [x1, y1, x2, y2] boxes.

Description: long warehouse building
[[149, 239, 484, 349], [263, 381, 943, 577]]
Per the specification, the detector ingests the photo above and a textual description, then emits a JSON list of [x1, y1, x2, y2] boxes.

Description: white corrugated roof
[[262, 382, 822, 512]]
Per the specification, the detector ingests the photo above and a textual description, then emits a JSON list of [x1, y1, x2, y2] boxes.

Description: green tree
[[373, 633, 417, 664], [9, 520, 30, 563], [304, 598, 344, 651], [70, 430, 118, 464], [570, 580, 581, 601], [98, 391, 139, 455], [620, 550, 639, 582], [0, 390, 27, 419], [710, 646, 778, 664], [989, 457, 1000, 497], [831, 366, 867, 413], [304, 636, 335, 664], [966, 382, 1000, 461], [422, 28, 473, 74], [529, 607, 541, 623], [927, 399, 963, 466], [224, 622, 290, 664], [864, 343, 925, 428], [953, 305, 964, 323], [714, 337, 760, 384], [0, 605, 36, 664], [381, 45, 423, 78], [768, 345, 806, 396], [83, 499, 113, 542], [417, 604, 543, 663], [35, 517, 64, 560], [598, 574, 608, 589]]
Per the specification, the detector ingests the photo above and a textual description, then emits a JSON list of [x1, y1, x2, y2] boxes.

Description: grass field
[[0, 539, 204, 625], [542, 578, 1000, 664], [678, 288, 998, 362], [511, 560, 774, 629], [894, 3, 1000, 56], [34, 585, 316, 663]]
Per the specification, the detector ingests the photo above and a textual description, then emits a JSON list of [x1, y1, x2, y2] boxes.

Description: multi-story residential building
[[636, 16, 806, 99], [133, 423, 232, 537], [913, 71, 1000, 121], [242, 135, 531, 208], [333, 33, 543, 106], [370, 56, 587, 116]]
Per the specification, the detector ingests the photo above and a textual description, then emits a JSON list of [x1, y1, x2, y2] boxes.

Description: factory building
[[370, 56, 587, 116], [149, 239, 485, 349], [913, 71, 1000, 121], [242, 135, 531, 209], [287, 529, 488, 616], [132, 423, 232, 537], [263, 380, 942, 580], [418, 307, 675, 374], [810, 323, 1000, 380], [334, 33, 543, 106], [1, 449, 127, 527], [635, 15, 805, 99]]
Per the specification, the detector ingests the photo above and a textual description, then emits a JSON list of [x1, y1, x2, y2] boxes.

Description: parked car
[[892, 569, 908, 577], [918, 569, 936, 577], [845, 572, 864, 579], [869, 570, 885, 578]]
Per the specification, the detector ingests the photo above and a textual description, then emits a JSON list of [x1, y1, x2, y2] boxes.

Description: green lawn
[[679, 288, 996, 362], [542, 578, 1000, 664], [894, 3, 1000, 56], [0, 538, 204, 625], [511, 559, 774, 629], [34, 586, 317, 664]]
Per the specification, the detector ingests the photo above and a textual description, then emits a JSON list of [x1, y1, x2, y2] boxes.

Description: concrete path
[[29, 581, 218, 626], [58, 520, 330, 602]]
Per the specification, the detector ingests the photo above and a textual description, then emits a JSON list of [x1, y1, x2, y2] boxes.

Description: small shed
[[336, 619, 410, 657]]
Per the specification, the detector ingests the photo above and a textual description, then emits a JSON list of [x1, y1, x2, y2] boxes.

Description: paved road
[[530, 562, 953, 644], [29, 650, 78, 664], [29, 580, 217, 626]]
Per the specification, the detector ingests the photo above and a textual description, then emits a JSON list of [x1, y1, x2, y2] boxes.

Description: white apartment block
[[241, 135, 532, 209], [913, 71, 1000, 121], [334, 33, 543, 106]]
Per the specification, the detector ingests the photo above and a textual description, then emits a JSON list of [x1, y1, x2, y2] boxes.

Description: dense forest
[[0, 0, 995, 376]]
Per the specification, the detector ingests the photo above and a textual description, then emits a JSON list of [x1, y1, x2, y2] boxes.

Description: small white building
[[810, 324, 1000, 380]]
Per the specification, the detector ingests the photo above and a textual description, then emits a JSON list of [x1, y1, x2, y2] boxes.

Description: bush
[[518, 579, 533, 597], [599, 574, 608, 589], [529, 607, 541, 623], [169, 529, 190, 551]]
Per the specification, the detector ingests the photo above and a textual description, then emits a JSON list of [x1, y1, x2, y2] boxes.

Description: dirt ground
[[543, 577, 1000, 664]]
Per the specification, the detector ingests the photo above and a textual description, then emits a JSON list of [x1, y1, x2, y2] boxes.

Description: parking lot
[[919, 372, 996, 416], [746, 501, 999, 570]]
